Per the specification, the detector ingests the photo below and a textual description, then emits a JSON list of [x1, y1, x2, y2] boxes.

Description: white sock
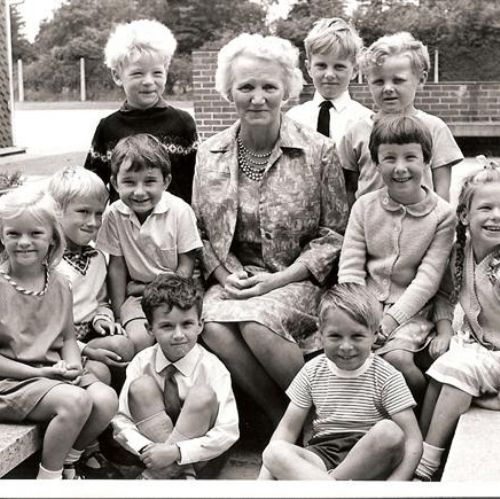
[[37, 463, 63, 480], [64, 447, 84, 465], [415, 441, 445, 479]]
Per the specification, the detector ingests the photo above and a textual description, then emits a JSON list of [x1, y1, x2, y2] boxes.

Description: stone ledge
[[449, 122, 500, 137], [441, 407, 500, 481], [0, 423, 42, 477]]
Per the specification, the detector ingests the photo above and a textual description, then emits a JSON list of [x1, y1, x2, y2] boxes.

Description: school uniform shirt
[[286, 90, 373, 146], [287, 353, 415, 439], [338, 109, 464, 199], [56, 248, 113, 326], [112, 343, 239, 465], [96, 191, 202, 283], [338, 186, 455, 324]]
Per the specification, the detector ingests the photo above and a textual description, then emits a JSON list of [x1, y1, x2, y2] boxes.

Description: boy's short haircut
[[304, 17, 363, 63], [110, 133, 171, 180], [48, 166, 109, 211], [141, 273, 203, 324], [319, 283, 381, 332], [368, 114, 433, 164], [360, 31, 430, 78], [104, 19, 177, 73]]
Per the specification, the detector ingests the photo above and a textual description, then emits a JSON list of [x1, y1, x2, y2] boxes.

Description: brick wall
[[193, 49, 500, 141], [0, 1, 13, 148]]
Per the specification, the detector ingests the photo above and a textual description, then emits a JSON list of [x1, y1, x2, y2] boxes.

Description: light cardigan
[[338, 186, 455, 324]]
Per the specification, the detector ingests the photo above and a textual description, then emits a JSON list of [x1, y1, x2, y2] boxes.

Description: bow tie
[[63, 246, 98, 275]]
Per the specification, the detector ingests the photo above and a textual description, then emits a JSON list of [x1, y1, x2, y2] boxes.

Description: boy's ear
[[459, 210, 469, 226], [197, 318, 204, 336], [419, 70, 428, 86], [146, 324, 154, 337], [111, 69, 123, 87], [163, 173, 172, 188]]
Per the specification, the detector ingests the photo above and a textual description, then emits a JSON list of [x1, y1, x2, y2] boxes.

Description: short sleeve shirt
[[96, 192, 202, 282], [286, 353, 415, 439]]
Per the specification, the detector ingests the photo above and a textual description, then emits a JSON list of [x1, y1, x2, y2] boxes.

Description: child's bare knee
[[86, 359, 112, 385], [126, 320, 153, 353], [89, 382, 119, 417], [108, 335, 135, 362], [262, 440, 289, 469], [128, 374, 158, 406], [184, 385, 217, 414], [372, 420, 405, 452], [59, 387, 93, 423]]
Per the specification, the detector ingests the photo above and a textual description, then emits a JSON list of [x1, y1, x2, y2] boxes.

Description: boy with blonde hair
[[84, 19, 197, 204], [338, 32, 463, 206], [287, 18, 372, 145], [259, 283, 422, 481]]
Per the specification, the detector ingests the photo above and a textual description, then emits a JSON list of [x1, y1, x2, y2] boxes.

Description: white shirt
[[287, 90, 373, 147], [112, 343, 239, 465]]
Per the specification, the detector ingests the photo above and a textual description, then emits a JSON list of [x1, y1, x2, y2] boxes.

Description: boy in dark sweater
[[84, 20, 197, 204]]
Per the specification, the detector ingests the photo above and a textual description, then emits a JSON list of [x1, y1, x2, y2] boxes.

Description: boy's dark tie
[[317, 100, 333, 137], [163, 364, 181, 424]]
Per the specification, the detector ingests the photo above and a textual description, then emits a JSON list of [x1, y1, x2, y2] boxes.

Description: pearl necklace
[[237, 135, 272, 182]]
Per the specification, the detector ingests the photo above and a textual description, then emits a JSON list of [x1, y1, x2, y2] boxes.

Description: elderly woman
[[192, 34, 348, 425]]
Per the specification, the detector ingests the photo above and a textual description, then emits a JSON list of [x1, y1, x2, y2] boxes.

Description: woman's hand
[[224, 271, 276, 299], [379, 314, 399, 338], [429, 320, 453, 359]]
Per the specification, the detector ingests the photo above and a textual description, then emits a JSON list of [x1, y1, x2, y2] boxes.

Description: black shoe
[[77, 451, 123, 479], [63, 463, 85, 480]]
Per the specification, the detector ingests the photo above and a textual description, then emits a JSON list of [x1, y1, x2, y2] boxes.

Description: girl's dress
[[428, 240, 500, 396], [0, 269, 97, 421]]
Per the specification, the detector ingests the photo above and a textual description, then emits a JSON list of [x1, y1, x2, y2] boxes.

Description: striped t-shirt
[[286, 353, 415, 440]]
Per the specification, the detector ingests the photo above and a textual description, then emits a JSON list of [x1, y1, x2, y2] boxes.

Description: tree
[[22, 0, 268, 98], [273, 0, 347, 49], [9, 4, 35, 62], [352, 0, 500, 80]]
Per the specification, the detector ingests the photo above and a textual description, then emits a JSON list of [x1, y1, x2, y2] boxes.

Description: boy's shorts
[[306, 432, 364, 472], [120, 296, 147, 328]]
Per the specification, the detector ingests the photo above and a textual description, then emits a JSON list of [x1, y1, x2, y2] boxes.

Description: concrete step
[[0, 423, 42, 477], [442, 407, 500, 481]]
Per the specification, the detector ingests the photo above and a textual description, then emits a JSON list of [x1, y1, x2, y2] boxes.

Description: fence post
[[434, 49, 439, 83], [358, 68, 362, 84], [17, 58, 23, 102], [80, 57, 86, 101]]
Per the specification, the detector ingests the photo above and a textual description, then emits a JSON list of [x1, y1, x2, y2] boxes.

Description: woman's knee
[[383, 350, 415, 371], [202, 322, 238, 350], [108, 335, 135, 362]]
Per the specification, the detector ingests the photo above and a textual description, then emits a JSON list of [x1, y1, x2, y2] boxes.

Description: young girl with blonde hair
[[416, 159, 500, 480], [0, 186, 117, 479]]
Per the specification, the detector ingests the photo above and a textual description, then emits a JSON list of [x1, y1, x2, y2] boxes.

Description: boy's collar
[[326, 353, 374, 378], [120, 97, 169, 113], [114, 192, 171, 219], [312, 90, 351, 112], [155, 343, 201, 376]]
